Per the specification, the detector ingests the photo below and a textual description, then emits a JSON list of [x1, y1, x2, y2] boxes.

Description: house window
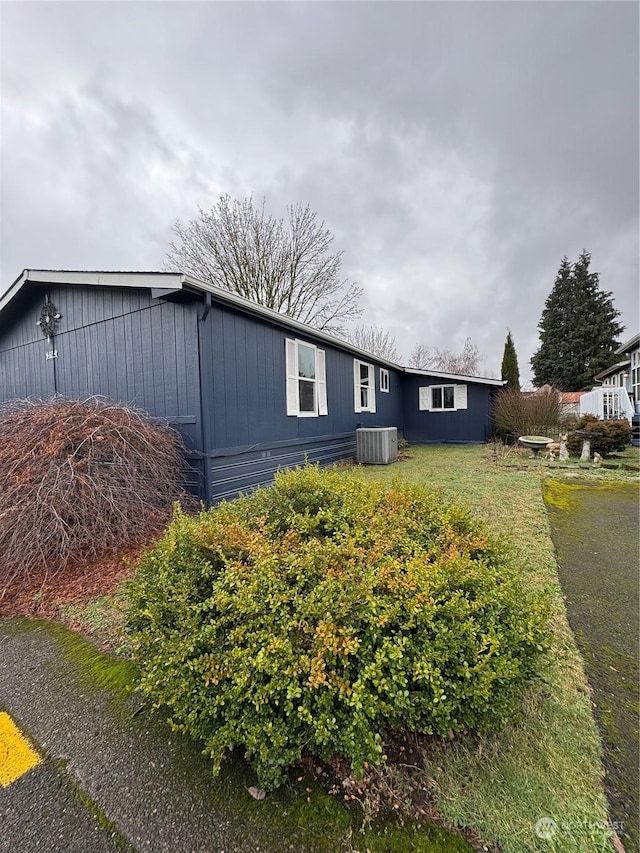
[[286, 339, 327, 417], [419, 384, 468, 412], [431, 385, 455, 410], [631, 350, 640, 404], [297, 342, 316, 413], [380, 368, 390, 393], [354, 360, 376, 413]]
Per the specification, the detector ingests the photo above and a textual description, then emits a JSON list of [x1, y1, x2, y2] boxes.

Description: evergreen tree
[[530, 251, 623, 390], [501, 330, 521, 390]]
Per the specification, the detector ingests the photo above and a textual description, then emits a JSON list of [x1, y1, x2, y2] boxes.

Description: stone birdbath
[[518, 435, 554, 457], [575, 429, 600, 462]]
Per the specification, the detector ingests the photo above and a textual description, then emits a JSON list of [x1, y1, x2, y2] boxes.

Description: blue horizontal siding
[[208, 433, 357, 503]]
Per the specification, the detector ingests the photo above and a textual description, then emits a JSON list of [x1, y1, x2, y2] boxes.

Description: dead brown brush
[[492, 386, 562, 438], [0, 397, 196, 594]]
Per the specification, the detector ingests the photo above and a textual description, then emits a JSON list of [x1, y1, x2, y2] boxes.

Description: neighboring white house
[[579, 333, 640, 425]]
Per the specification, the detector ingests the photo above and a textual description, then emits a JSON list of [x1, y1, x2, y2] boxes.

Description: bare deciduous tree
[[408, 337, 486, 376], [408, 343, 438, 370], [344, 324, 398, 361], [165, 195, 363, 335]]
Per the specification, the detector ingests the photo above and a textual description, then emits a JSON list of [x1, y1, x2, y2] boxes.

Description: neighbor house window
[[379, 368, 390, 393], [419, 384, 468, 411], [286, 339, 327, 417], [631, 350, 639, 403], [354, 360, 376, 413], [602, 388, 622, 420]]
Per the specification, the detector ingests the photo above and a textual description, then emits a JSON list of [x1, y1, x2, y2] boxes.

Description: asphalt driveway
[[0, 619, 308, 853]]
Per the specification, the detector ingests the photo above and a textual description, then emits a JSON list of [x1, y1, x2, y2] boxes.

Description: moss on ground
[[542, 479, 639, 851]]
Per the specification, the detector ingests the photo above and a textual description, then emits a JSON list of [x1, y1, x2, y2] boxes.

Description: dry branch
[[0, 397, 194, 593]]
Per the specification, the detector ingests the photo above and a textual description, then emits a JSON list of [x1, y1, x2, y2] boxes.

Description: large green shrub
[[566, 414, 632, 457], [125, 466, 549, 790]]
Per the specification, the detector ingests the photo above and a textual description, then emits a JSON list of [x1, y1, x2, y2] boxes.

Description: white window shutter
[[317, 349, 328, 415], [419, 387, 431, 411], [285, 339, 298, 416], [353, 360, 361, 412], [455, 384, 468, 410], [369, 367, 376, 413]]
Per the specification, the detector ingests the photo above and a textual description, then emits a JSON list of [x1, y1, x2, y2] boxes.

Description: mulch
[[0, 541, 150, 621]]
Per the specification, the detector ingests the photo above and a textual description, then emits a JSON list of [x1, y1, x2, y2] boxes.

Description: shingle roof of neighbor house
[[1, 268, 505, 386]]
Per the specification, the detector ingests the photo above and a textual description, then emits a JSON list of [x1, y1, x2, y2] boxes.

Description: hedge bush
[[125, 465, 550, 790], [566, 414, 632, 457]]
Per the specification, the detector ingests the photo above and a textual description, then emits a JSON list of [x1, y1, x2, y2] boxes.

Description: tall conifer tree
[[501, 330, 521, 390], [530, 252, 623, 390]]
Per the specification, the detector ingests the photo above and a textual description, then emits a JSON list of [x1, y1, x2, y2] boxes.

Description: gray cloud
[[1, 1, 637, 379]]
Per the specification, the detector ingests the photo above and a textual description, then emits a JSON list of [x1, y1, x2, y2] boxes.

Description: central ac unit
[[356, 427, 398, 465]]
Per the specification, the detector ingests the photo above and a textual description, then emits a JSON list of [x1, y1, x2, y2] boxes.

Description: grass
[[58, 592, 129, 653], [347, 445, 621, 853]]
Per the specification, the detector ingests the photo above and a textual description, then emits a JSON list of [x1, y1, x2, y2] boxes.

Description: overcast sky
[[1, 1, 638, 380]]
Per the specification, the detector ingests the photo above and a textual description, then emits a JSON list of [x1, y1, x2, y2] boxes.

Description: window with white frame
[[379, 368, 390, 393], [631, 350, 640, 404], [419, 384, 468, 412], [602, 388, 622, 420], [285, 339, 327, 417], [354, 360, 376, 413]]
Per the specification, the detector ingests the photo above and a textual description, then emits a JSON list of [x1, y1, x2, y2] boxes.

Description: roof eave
[[402, 367, 504, 386], [0, 269, 29, 315], [593, 359, 631, 381], [181, 274, 405, 369], [616, 333, 640, 355], [0, 269, 405, 370], [0, 269, 187, 315]]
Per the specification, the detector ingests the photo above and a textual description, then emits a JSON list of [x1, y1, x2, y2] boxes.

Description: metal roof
[[401, 366, 504, 386], [0, 268, 504, 384]]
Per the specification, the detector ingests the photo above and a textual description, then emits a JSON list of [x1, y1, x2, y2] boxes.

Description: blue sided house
[[0, 270, 504, 502]]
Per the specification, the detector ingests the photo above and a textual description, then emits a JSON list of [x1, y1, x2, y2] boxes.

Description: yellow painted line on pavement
[[0, 711, 41, 786]]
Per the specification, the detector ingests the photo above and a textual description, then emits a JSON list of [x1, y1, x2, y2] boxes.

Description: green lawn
[[347, 445, 619, 853]]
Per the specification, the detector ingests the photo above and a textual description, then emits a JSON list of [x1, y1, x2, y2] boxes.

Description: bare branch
[[0, 397, 196, 593], [344, 325, 398, 361], [408, 337, 486, 376], [165, 196, 363, 335]]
